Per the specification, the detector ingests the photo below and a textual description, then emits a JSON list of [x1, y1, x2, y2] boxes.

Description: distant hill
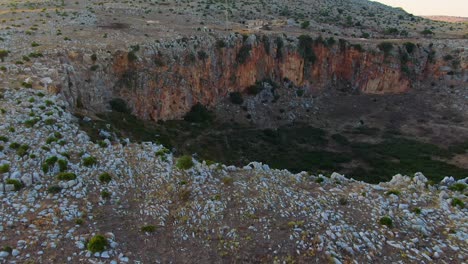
[[423, 16, 468, 23]]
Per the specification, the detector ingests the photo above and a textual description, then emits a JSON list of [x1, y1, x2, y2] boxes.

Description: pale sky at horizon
[[373, 0, 468, 17]]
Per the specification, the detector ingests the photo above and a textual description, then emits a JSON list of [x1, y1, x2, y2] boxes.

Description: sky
[[373, 0, 468, 17]]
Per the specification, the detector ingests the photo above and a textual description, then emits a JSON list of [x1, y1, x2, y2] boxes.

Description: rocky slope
[[0, 88, 467, 263]]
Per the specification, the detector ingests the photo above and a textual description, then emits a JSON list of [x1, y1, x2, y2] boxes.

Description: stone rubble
[[0, 88, 466, 263]]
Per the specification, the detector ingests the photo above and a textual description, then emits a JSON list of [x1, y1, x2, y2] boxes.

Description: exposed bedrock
[[58, 34, 466, 121]]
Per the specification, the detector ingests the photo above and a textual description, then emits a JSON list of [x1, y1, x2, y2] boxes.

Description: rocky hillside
[[0, 88, 467, 263]]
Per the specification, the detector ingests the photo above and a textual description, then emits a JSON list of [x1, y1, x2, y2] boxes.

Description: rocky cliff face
[[58, 34, 464, 121]]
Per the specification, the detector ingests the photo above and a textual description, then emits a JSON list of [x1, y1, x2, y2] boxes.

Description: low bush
[[56, 172, 77, 181], [87, 235, 108, 253], [379, 216, 393, 227], [82, 156, 97, 167], [6, 179, 23, 191], [98, 172, 112, 184], [176, 155, 194, 170], [141, 225, 156, 232]]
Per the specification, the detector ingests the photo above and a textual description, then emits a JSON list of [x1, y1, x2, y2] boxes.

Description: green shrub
[[451, 198, 464, 208], [300, 21, 310, 29], [2, 246, 12, 254], [98, 141, 108, 148], [0, 49, 9, 62], [229, 92, 243, 105], [90, 65, 99, 71], [403, 42, 416, 54], [155, 148, 170, 157], [183, 103, 212, 123], [44, 118, 56, 125], [101, 190, 111, 199], [98, 172, 112, 184], [412, 208, 421, 214], [87, 235, 108, 253], [109, 98, 130, 114], [0, 136, 8, 142], [75, 218, 84, 225], [298, 35, 316, 64], [379, 216, 393, 227], [176, 155, 194, 170], [6, 179, 23, 191], [47, 185, 62, 194], [58, 159, 68, 172], [236, 44, 252, 64], [16, 144, 29, 156], [127, 51, 138, 62], [141, 225, 156, 232], [57, 172, 77, 181], [315, 177, 324, 183], [82, 156, 97, 167], [9, 142, 20, 149], [449, 183, 466, 192], [45, 156, 58, 166], [378, 42, 393, 56], [386, 190, 401, 196]]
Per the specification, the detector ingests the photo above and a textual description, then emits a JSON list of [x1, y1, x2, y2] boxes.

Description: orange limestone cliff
[[60, 34, 459, 121]]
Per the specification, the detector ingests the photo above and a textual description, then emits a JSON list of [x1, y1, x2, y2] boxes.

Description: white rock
[[0, 251, 9, 258], [12, 249, 19, 257]]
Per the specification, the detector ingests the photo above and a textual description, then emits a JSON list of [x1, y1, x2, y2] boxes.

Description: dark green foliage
[[386, 190, 401, 196], [99, 172, 112, 184], [82, 156, 97, 167], [87, 235, 108, 253], [315, 177, 324, 183], [379, 216, 393, 227], [351, 44, 363, 52], [91, 53, 97, 61], [421, 29, 434, 36], [197, 50, 208, 60], [296, 89, 304, 97], [0, 49, 8, 62], [403, 42, 416, 54], [58, 159, 68, 172], [16, 144, 29, 156], [246, 82, 264, 95], [412, 208, 421, 214], [0, 163, 10, 173], [6, 179, 23, 191], [229, 92, 243, 105], [326, 37, 336, 46], [301, 21, 310, 29], [262, 35, 270, 55], [101, 190, 111, 199], [237, 44, 252, 64], [24, 118, 40, 128], [9, 142, 20, 149], [56, 172, 76, 181], [451, 198, 464, 208], [216, 39, 226, 49], [127, 51, 138, 62], [183, 103, 213, 123], [90, 65, 99, 71], [0, 136, 8, 142], [2, 246, 12, 254], [297, 35, 316, 64], [384, 28, 399, 35], [176, 155, 194, 170], [378, 42, 393, 56], [109, 98, 131, 114], [141, 225, 156, 232], [449, 183, 466, 192], [275, 37, 284, 59]]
